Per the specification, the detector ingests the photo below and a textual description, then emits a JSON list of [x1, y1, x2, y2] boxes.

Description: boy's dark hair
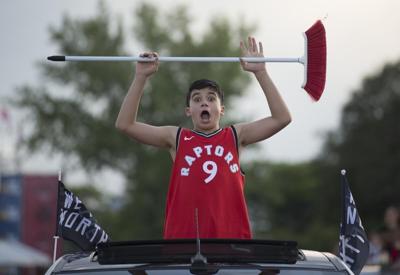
[[186, 79, 224, 107]]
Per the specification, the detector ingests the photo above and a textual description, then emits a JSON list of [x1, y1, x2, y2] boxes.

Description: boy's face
[[185, 88, 224, 133]]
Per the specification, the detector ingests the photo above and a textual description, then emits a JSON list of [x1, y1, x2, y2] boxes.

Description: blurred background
[[1, 0, 400, 273]]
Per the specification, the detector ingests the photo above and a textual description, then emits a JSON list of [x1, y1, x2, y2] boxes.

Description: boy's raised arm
[[115, 52, 177, 152], [235, 37, 292, 148]]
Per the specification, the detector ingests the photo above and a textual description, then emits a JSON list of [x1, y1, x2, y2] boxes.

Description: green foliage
[[317, 60, 400, 235], [244, 60, 400, 250], [14, 2, 254, 240], [244, 161, 336, 250]]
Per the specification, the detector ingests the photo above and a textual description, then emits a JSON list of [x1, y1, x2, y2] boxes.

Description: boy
[[116, 37, 291, 239]]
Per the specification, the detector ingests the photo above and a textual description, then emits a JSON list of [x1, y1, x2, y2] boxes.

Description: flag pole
[[339, 169, 346, 263], [53, 170, 62, 263], [53, 237, 59, 263], [341, 169, 346, 226]]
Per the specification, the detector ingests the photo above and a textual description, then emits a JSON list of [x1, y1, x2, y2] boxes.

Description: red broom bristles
[[303, 20, 327, 101]]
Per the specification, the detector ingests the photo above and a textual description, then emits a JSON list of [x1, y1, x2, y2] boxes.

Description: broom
[[48, 20, 326, 101]]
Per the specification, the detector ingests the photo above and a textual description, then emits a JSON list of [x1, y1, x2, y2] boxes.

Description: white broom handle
[[48, 55, 303, 64]]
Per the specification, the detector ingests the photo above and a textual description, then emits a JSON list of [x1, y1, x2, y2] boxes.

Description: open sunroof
[[96, 239, 299, 265]]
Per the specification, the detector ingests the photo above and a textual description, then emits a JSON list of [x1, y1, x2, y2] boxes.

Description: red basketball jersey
[[164, 126, 252, 239]]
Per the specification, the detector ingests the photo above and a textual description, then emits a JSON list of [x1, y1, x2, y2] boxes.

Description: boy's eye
[[193, 97, 201, 102], [208, 96, 216, 101]]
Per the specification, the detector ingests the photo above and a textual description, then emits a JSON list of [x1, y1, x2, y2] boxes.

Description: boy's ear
[[220, 105, 225, 116], [185, 107, 192, 117]]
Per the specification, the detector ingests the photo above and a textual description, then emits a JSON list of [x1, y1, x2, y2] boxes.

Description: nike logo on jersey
[[184, 136, 194, 141]]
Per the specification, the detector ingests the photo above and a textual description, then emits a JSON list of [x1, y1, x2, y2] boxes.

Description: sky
[[1, 0, 400, 193]]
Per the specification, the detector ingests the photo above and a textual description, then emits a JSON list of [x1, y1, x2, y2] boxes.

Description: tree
[[244, 161, 336, 250], [317, 60, 400, 233], [245, 59, 400, 251], [14, 2, 254, 239]]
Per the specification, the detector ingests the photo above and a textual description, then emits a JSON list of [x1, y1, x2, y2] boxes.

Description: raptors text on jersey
[[164, 126, 252, 239]]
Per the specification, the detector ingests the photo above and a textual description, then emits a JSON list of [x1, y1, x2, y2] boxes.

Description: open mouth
[[200, 110, 210, 121]]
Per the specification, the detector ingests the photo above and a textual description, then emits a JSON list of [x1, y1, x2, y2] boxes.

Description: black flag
[[338, 170, 369, 275], [56, 181, 110, 251]]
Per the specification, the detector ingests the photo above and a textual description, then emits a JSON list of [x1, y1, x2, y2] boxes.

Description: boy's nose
[[201, 102, 208, 107]]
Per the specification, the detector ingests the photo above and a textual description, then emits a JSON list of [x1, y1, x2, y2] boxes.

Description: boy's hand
[[240, 37, 266, 74], [135, 52, 159, 78]]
